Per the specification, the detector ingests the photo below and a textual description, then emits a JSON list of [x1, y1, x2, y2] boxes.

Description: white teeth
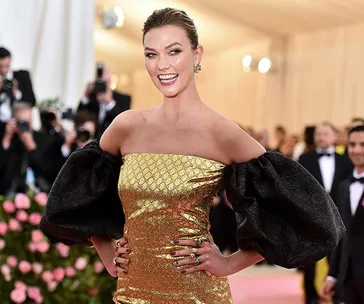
[[158, 74, 178, 80]]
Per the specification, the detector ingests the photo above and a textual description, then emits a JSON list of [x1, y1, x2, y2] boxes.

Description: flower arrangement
[[0, 193, 116, 304]]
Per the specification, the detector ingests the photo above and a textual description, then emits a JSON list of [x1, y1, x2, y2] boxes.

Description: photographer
[[60, 111, 97, 160], [77, 63, 130, 139], [0, 47, 36, 125], [0, 102, 60, 195]]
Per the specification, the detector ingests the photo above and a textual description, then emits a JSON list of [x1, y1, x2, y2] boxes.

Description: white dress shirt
[[0, 70, 22, 122], [350, 169, 364, 215], [326, 169, 364, 283], [317, 146, 336, 193], [80, 96, 116, 123]]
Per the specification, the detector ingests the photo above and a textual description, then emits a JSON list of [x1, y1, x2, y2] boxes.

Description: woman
[[40, 8, 345, 303]]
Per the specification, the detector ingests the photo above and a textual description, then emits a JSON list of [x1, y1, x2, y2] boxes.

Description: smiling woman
[[41, 7, 345, 304]]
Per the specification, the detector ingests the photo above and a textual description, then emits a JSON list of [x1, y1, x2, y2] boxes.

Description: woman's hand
[[113, 237, 131, 275], [171, 239, 233, 277]]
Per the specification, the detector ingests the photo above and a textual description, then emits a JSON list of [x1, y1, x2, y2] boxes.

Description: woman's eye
[[170, 50, 181, 55], [145, 53, 156, 58]]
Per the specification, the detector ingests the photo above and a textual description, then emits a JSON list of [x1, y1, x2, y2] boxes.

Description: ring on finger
[[194, 256, 200, 265], [190, 253, 196, 259], [191, 248, 197, 253], [112, 256, 118, 267]]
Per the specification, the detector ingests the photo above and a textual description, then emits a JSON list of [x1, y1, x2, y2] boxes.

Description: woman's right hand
[[113, 237, 131, 275]]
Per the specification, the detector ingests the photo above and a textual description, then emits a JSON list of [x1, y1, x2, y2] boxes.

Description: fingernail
[[170, 251, 176, 256], [125, 259, 130, 264], [124, 237, 128, 242], [172, 261, 178, 266], [123, 270, 128, 274], [126, 249, 131, 253], [174, 240, 179, 245], [181, 270, 186, 274]]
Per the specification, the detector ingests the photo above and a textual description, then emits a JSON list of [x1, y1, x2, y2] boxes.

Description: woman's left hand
[[171, 239, 232, 277]]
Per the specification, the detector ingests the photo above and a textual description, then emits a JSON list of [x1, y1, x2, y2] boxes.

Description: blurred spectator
[[292, 126, 315, 161], [60, 111, 97, 160], [351, 117, 364, 128], [255, 129, 270, 149], [77, 63, 131, 139], [0, 102, 63, 195], [0, 47, 36, 127], [273, 125, 286, 152]]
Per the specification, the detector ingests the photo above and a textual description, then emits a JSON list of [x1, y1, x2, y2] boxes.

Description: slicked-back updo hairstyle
[[142, 8, 199, 49]]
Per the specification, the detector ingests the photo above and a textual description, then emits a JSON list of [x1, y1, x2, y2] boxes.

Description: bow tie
[[351, 176, 364, 184], [317, 152, 333, 158]]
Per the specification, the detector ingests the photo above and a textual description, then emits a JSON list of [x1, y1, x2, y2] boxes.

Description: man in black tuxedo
[[298, 121, 353, 304], [0, 47, 36, 125], [77, 64, 131, 139], [322, 125, 364, 304]]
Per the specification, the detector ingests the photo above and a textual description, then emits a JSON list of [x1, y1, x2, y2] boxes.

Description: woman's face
[[143, 25, 202, 98]]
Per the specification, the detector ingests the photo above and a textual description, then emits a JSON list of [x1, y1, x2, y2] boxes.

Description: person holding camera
[[77, 63, 131, 139], [60, 111, 97, 161], [0, 47, 36, 126], [0, 102, 61, 195]]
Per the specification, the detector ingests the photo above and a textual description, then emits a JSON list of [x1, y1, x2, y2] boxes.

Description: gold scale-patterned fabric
[[113, 153, 233, 304]]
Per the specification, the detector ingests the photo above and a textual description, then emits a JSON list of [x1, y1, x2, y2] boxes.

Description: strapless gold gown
[[113, 153, 234, 304]]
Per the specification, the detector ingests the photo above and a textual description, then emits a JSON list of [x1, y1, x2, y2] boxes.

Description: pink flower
[[28, 213, 41, 225], [14, 193, 30, 209], [35, 192, 48, 207], [94, 261, 104, 273], [28, 242, 37, 253], [56, 243, 69, 258], [10, 288, 26, 303], [8, 219, 22, 232], [0, 239, 5, 250], [16, 210, 28, 222], [75, 257, 87, 270], [47, 281, 58, 291], [31, 230, 43, 243], [3, 200, 16, 213], [0, 222, 8, 235], [6, 255, 18, 267], [27, 286, 42, 301], [15, 281, 27, 291], [41, 270, 53, 283], [52, 267, 65, 282], [37, 241, 50, 253], [88, 288, 99, 296], [32, 263, 43, 274], [1, 264, 11, 276], [65, 266, 76, 277], [18, 261, 32, 274]]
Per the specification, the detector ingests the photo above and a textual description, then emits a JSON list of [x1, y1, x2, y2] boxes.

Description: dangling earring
[[194, 64, 202, 73]]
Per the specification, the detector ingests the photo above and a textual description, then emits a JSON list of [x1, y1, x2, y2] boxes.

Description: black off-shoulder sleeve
[[223, 151, 345, 268], [40, 140, 125, 245]]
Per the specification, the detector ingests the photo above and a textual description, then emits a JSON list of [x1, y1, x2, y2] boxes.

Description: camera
[[94, 62, 106, 93], [1, 79, 13, 96], [60, 107, 73, 120], [17, 119, 30, 132], [76, 127, 91, 143]]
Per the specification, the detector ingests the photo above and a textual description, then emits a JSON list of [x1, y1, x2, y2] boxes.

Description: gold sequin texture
[[113, 153, 234, 304]]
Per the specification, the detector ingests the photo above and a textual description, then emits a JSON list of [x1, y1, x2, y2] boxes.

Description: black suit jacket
[[329, 179, 364, 284], [0, 131, 63, 195], [298, 150, 353, 198], [13, 70, 36, 106], [77, 90, 131, 138]]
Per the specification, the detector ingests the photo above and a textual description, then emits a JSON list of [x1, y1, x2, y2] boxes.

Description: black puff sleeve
[[40, 140, 125, 246], [224, 151, 346, 268]]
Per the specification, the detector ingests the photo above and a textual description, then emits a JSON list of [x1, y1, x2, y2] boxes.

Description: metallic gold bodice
[[113, 153, 233, 304]]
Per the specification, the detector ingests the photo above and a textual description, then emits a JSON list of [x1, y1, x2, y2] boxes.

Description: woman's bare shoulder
[[206, 111, 265, 164], [100, 108, 154, 155]]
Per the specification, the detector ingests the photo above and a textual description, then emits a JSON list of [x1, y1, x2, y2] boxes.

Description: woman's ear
[[194, 44, 204, 65]]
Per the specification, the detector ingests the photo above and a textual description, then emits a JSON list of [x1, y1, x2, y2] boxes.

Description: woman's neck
[[161, 84, 202, 123]]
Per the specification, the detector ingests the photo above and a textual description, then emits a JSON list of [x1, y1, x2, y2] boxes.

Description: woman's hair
[[143, 8, 199, 49]]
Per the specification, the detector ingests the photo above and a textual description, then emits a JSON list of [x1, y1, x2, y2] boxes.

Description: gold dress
[[113, 153, 234, 304]]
